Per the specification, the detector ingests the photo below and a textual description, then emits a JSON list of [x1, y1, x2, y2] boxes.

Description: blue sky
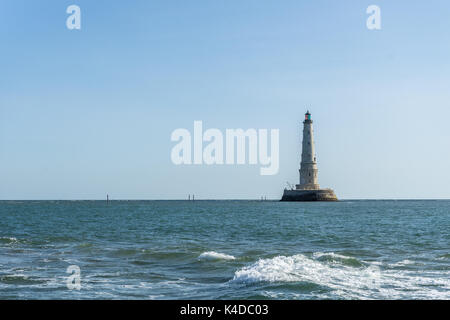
[[1, 0, 450, 199]]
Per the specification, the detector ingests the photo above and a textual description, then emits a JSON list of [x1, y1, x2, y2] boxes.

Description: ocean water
[[0, 200, 449, 300]]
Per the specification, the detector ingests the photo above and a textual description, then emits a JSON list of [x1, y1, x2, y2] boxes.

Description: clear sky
[[1, 0, 450, 199]]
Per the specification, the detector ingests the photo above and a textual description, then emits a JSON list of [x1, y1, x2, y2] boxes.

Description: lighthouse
[[298, 111, 320, 190], [281, 111, 338, 201]]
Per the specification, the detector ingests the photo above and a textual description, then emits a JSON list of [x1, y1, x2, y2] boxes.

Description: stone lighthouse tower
[[298, 111, 320, 190], [281, 111, 337, 201]]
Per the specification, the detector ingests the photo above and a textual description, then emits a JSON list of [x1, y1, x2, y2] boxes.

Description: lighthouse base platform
[[281, 189, 338, 202]]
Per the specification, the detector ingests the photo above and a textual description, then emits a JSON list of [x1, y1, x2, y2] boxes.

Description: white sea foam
[[231, 253, 450, 299], [390, 259, 415, 267], [198, 251, 236, 261], [0, 237, 18, 242], [312, 252, 352, 259]]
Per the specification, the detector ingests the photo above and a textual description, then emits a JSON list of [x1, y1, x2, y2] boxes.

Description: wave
[[313, 252, 364, 267], [77, 242, 93, 248], [389, 259, 415, 267], [0, 237, 19, 244], [198, 251, 236, 261], [0, 274, 47, 285], [110, 248, 142, 257], [231, 253, 450, 299]]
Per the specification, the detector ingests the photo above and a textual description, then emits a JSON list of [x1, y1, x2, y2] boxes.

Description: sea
[[0, 200, 449, 300]]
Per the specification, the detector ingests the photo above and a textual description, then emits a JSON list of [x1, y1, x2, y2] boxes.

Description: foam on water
[[0, 237, 18, 244], [390, 259, 415, 267], [198, 251, 236, 261], [231, 253, 450, 299], [312, 252, 364, 267]]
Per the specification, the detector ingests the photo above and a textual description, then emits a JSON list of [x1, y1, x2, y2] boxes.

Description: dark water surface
[[0, 200, 448, 299]]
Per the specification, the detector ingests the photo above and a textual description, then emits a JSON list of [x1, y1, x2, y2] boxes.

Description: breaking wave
[[231, 253, 450, 299], [198, 251, 236, 261], [0, 237, 19, 244]]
